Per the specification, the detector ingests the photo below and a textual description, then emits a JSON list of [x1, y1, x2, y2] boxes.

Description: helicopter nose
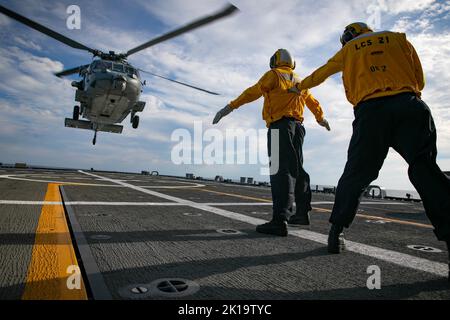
[[114, 75, 127, 81], [112, 75, 127, 91]]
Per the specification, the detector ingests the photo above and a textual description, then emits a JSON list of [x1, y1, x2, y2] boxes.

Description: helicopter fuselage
[[82, 61, 143, 124], [65, 59, 146, 143]]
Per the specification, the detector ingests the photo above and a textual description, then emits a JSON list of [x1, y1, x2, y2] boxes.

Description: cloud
[[0, 45, 70, 109], [393, 17, 433, 32], [390, 0, 450, 32], [380, 0, 437, 14], [0, 13, 11, 26], [13, 36, 42, 51]]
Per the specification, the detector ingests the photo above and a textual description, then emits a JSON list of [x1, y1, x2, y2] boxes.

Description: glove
[[318, 119, 331, 131], [213, 104, 233, 124]]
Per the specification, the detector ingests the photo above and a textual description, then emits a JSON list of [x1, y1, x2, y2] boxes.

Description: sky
[[0, 0, 449, 191]]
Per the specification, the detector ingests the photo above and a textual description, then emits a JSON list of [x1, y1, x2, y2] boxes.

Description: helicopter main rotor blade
[[125, 3, 238, 57], [139, 69, 219, 95], [55, 64, 90, 78], [0, 5, 95, 54]]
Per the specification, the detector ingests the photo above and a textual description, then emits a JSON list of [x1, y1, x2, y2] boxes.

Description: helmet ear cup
[[341, 22, 373, 46], [340, 29, 355, 46], [270, 53, 276, 69], [292, 60, 296, 70]]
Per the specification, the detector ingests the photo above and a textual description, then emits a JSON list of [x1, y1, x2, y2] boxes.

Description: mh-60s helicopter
[[0, 4, 237, 144]]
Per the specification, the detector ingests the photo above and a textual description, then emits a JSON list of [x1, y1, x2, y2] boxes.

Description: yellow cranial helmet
[[270, 49, 296, 69], [340, 22, 374, 46]]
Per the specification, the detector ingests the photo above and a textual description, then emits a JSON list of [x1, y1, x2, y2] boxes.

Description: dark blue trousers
[[268, 117, 312, 222], [331, 92, 450, 241]]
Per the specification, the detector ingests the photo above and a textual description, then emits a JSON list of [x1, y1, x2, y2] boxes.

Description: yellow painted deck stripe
[[199, 188, 272, 202], [311, 206, 433, 229], [358, 213, 433, 228], [22, 183, 88, 300], [198, 188, 433, 229]]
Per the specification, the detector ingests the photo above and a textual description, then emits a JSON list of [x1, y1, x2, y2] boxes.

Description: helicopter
[[0, 4, 238, 145]]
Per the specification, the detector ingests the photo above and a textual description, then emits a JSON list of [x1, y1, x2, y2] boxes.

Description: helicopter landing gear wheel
[[73, 106, 80, 120], [132, 115, 139, 129]]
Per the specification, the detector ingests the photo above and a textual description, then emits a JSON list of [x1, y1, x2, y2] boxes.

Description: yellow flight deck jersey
[[229, 66, 324, 127], [297, 31, 425, 106]]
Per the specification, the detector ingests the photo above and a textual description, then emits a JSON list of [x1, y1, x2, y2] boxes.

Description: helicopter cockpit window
[[112, 63, 124, 72], [103, 61, 112, 70], [92, 61, 112, 72], [125, 66, 138, 77]]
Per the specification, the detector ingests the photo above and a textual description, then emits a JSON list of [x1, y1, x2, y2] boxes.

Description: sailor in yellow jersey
[[213, 49, 331, 236], [291, 22, 450, 268]]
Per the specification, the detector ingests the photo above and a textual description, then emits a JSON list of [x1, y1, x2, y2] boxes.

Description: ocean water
[[384, 189, 421, 200]]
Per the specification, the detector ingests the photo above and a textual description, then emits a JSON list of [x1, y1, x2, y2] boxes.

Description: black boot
[[328, 224, 345, 254], [288, 212, 310, 226], [256, 219, 288, 237]]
